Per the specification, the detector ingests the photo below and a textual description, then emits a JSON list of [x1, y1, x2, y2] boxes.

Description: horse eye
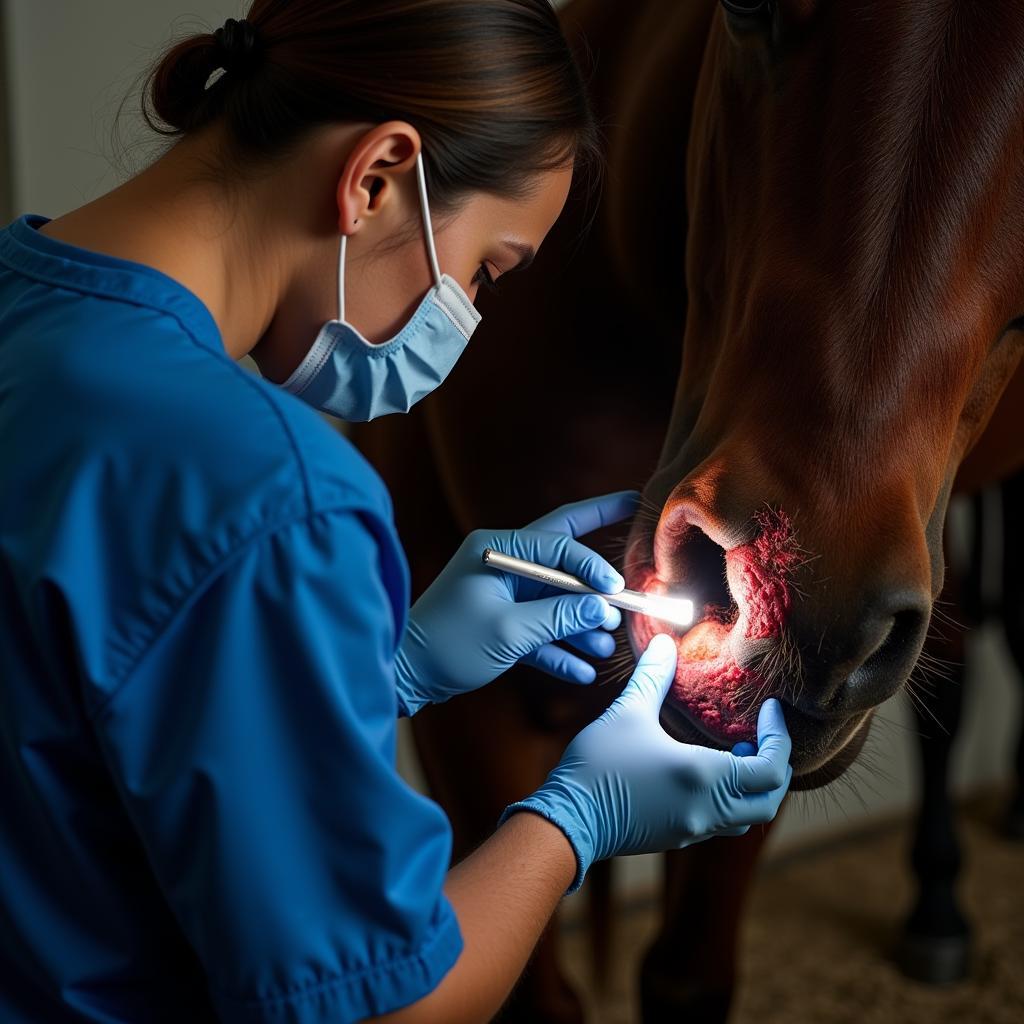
[[721, 0, 776, 33]]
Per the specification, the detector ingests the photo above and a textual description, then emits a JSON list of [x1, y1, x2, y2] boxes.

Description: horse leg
[[639, 825, 772, 1024], [1000, 469, 1024, 839], [896, 530, 972, 983]]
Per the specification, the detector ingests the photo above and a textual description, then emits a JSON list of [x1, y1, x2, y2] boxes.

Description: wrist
[[499, 777, 599, 895], [389, 634, 425, 716], [496, 811, 577, 894]]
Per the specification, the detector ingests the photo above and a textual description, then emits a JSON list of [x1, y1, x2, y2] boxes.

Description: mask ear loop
[[336, 151, 438, 324], [337, 234, 347, 322], [415, 151, 443, 287]]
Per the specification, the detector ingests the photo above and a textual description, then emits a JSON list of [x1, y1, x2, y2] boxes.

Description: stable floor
[[560, 787, 1024, 1024]]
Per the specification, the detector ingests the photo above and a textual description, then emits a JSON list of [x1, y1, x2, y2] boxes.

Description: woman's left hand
[[394, 491, 638, 716]]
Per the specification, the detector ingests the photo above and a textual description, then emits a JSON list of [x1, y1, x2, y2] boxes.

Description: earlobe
[[335, 135, 382, 235], [335, 176, 364, 237]]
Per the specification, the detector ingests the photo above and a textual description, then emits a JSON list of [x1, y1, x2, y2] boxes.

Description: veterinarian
[[0, 3, 792, 1021]]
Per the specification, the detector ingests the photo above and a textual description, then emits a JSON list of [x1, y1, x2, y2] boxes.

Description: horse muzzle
[[625, 490, 931, 784]]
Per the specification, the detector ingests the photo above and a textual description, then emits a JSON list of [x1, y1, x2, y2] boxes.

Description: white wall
[[3, 0, 244, 216]]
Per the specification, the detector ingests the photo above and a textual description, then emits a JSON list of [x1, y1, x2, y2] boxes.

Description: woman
[[0, 2, 792, 1022]]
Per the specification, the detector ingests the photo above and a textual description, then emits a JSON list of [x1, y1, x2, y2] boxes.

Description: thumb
[[616, 634, 678, 713], [735, 698, 793, 793]]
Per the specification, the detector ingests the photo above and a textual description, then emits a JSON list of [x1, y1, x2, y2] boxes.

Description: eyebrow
[[501, 241, 536, 273]]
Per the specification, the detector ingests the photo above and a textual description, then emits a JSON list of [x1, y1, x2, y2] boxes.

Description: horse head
[[625, 0, 1024, 787]]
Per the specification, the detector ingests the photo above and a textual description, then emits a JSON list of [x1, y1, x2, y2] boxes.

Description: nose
[[794, 590, 931, 715]]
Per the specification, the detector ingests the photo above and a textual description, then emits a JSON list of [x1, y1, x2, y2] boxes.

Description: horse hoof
[[895, 931, 971, 985], [639, 955, 731, 1024]]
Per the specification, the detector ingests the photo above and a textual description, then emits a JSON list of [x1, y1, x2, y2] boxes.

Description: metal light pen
[[481, 548, 694, 627]]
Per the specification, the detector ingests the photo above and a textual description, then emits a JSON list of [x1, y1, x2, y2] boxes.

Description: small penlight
[[481, 548, 694, 628], [633, 591, 695, 628]]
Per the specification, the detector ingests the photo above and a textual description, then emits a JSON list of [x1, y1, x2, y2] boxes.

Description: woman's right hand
[[501, 634, 793, 891], [394, 491, 636, 716]]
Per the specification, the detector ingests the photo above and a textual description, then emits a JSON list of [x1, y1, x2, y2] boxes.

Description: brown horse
[[355, 0, 1024, 1019]]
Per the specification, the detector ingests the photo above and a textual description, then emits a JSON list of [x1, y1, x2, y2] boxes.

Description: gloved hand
[[501, 634, 793, 892], [394, 491, 637, 716]]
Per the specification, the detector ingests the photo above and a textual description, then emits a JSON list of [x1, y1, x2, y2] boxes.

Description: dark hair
[[144, 0, 600, 209]]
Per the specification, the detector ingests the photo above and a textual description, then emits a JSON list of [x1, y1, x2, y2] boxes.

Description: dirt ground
[[559, 786, 1024, 1024]]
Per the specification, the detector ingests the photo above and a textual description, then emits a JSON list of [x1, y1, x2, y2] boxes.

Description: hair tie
[[214, 17, 261, 75]]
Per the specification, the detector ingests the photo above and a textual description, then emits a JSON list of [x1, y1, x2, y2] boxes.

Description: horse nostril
[[843, 599, 929, 710], [863, 609, 922, 671], [673, 528, 732, 617]]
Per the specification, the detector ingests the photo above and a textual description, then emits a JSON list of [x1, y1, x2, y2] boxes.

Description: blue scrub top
[[0, 216, 461, 1023]]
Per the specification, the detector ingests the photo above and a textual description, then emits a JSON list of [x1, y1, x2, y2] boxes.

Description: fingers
[[563, 627, 617, 659], [527, 491, 640, 541], [731, 741, 758, 758], [532, 531, 628, 595], [718, 825, 751, 837], [522, 644, 597, 685], [510, 592, 611, 651], [600, 603, 622, 631], [734, 699, 793, 793], [520, 616, 624, 682], [736, 766, 792, 823], [615, 634, 677, 712], [496, 529, 624, 596]]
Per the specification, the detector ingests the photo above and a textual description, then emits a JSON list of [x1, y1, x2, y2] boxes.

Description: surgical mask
[[280, 152, 482, 421]]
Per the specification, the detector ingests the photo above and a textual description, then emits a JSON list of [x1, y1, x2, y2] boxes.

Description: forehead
[[464, 165, 574, 242]]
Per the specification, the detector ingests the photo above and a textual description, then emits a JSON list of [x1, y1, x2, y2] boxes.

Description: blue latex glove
[[394, 491, 638, 716], [501, 634, 793, 892]]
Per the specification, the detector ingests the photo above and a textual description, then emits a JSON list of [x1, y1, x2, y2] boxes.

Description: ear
[[335, 121, 421, 236]]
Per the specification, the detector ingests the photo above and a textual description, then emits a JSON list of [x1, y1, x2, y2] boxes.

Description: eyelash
[[473, 262, 499, 293]]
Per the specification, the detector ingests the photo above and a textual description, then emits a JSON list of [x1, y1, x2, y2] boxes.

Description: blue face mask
[[280, 153, 482, 421]]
